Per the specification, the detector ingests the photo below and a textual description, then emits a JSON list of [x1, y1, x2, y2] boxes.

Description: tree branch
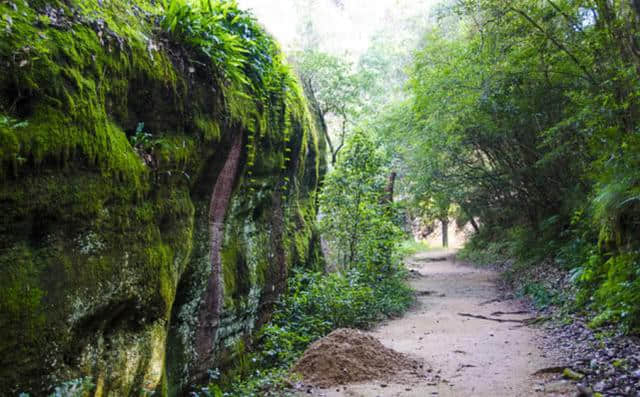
[[508, 6, 597, 85]]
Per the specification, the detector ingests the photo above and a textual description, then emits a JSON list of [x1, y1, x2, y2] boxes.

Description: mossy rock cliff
[[0, 0, 325, 395]]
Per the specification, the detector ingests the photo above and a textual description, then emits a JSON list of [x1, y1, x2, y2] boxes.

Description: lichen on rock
[[0, 0, 324, 395]]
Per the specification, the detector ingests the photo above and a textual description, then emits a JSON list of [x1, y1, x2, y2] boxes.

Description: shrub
[[319, 132, 404, 273], [201, 268, 414, 396], [572, 251, 640, 333]]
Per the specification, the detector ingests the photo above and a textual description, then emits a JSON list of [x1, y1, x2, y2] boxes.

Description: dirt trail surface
[[299, 251, 560, 396]]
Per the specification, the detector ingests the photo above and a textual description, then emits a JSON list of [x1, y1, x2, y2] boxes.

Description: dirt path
[[303, 251, 560, 396]]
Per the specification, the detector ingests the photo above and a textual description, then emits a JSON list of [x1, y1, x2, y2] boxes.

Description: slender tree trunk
[[469, 217, 480, 234], [462, 206, 480, 233], [195, 131, 243, 377], [382, 171, 397, 204], [441, 218, 449, 248], [348, 189, 362, 266]]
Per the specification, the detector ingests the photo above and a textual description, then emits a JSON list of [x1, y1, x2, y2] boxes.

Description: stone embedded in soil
[[563, 368, 585, 380], [291, 328, 425, 388], [540, 318, 640, 396]]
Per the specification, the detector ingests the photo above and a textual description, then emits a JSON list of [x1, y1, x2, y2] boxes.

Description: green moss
[[0, 164, 196, 393], [0, 243, 46, 345], [221, 238, 240, 309], [0, 0, 324, 394], [195, 116, 222, 143], [0, 0, 182, 179]]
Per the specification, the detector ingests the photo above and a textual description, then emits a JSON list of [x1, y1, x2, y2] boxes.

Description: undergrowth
[[457, 238, 511, 267], [193, 268, 414, 396], [398, 239, 433, 257], [460, 222, 640, 334]]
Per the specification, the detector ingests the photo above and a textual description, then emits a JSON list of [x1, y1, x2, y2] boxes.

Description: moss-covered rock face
[[0, 0, 324, 395]]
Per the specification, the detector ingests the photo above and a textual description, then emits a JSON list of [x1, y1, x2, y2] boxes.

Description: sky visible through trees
[[237, 0, 440, 56]]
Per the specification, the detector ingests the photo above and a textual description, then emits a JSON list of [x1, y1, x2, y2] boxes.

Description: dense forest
[[1, 0, 640, 396]]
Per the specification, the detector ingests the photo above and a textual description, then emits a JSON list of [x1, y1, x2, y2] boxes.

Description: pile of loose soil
[[291, 328, 424, 387]]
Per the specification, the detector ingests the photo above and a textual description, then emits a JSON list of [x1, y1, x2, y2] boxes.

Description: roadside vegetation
[[178, 2, 424, 394], [200, 132, 414, 396], [203, 112, 414, 397], [202, 269, 412, 396], [380, 0, 640, 334]]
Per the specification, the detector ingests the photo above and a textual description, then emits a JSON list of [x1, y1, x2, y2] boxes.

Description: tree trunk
[[469, 216, 480, 234], [461, 206, 479, 233], [382, 171, 397, 204], [195, 131, 243, 377], [441, 218, 449, 248]]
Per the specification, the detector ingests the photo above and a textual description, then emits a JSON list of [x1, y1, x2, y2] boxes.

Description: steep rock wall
[[0, 0, 324, 395]]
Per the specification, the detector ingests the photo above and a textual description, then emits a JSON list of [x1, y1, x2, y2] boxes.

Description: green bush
[[257, 268, 413, 369], [371, 270, 415, 317], [519, 282, 554, 308], [200, 268, 413, 396], [319, 132, 404, 273], [572, 251, 640, 333], [461, 216, 640, 332], [398, 239, 432, 257], [457, 231, 512, 266]]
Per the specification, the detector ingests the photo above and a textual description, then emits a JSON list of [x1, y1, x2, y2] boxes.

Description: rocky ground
[[493, 260, 640, 396], [535, 316, 640, 396]]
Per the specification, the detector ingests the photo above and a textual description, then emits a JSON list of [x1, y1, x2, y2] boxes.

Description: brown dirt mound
[[291, 328, 424, 387]]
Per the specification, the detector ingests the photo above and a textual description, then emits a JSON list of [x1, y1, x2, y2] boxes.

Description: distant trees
[[291, 50, 367, 165]]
